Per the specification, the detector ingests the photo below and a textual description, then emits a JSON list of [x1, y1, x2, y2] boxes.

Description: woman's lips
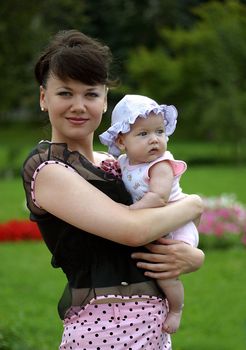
[[66, 117, 89, 125]]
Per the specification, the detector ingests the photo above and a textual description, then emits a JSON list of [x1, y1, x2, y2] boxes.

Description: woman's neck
[[51, 136, 95, 163]]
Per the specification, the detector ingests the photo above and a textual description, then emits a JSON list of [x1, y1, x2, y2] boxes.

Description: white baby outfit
[[100, 94, 199, 247], [118, 151, 199, 247]]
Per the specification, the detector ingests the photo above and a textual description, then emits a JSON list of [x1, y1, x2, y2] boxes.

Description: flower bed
[[198, 194, 246, 249], [0, 219, 42, 242]]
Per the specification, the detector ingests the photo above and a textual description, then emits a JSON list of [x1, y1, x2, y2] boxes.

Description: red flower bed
[[0, 220, 42, 242]]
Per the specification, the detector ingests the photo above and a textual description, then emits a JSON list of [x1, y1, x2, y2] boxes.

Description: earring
[[41, 107, 44, 112], [103, 106, 107, 113]]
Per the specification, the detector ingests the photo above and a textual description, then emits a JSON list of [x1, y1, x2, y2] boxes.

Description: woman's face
[[40, 75, 107, 144]]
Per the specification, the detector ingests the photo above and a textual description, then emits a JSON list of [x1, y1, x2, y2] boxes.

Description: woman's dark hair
[[35, 30, 115, 87]]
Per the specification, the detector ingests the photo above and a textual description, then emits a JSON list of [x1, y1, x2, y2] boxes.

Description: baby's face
[[119, 113, 167, 165]]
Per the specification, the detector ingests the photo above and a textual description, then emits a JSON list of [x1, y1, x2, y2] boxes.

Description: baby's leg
[[157, 278, 184, 334]]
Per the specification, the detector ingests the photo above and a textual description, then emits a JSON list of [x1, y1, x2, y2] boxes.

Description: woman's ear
[[115, 134, 126, 151], [103, 88, 108, 113], [40, 86, 47, 112], [103, 103, 107, 113]]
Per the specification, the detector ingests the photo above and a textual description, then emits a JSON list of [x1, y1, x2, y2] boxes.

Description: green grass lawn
[[0, 242, 65, 350], [0, 242, 245, 350], [0, 178, 28, 222], [180, 164, 246, 204], [174, 247, 246, 350]]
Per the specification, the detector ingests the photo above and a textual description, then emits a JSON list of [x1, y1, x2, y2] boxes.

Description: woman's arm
[[35, 164, 203, 247], [131, 238, 205, 279]]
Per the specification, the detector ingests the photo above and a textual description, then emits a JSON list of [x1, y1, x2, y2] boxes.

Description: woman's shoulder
[[22, 141, 51, 176], [23, 142, 131, 193]]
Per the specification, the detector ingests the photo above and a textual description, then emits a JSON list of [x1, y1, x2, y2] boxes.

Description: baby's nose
[[149, 134, 159, 143]]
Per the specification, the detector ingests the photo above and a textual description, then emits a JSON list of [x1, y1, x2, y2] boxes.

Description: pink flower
[[198, 194, 246, 248]]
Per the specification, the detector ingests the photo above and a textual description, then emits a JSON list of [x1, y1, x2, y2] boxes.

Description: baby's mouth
[[149, 147, 159, 154]]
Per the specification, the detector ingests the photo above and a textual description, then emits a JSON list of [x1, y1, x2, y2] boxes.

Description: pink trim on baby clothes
[[147, 151, 187, 179]]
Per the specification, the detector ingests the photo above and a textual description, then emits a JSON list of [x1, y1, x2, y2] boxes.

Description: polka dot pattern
[[59, 296, 171, 349]]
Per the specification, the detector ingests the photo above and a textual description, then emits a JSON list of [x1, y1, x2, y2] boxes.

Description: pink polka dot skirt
[[59, 295, 171, 350]]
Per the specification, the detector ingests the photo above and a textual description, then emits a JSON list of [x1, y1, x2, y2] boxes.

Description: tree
[[0, 1, 39, 118], [0, 0, 211, 122], [123, 0, 246, 159], [0, 0, 88, 121]]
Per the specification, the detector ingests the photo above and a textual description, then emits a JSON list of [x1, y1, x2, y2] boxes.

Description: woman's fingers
[[135, 261, 170, 272], [131, 238, 185, 279], [131, 252, 168, 263], [135, 260, 180, 279], [132, 237, 204, 279]]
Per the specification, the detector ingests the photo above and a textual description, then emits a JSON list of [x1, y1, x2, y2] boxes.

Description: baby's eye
[[156, 129, 165, 134], [138, 131, 147, 136]]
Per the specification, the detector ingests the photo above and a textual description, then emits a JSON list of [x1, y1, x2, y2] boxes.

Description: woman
[[22, 30, 204, 350]]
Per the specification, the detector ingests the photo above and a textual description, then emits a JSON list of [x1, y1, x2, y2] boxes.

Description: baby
[[99, 94, 199, 334]]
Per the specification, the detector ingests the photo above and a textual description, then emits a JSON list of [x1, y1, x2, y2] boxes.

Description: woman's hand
[[131, 238, 205, 280]]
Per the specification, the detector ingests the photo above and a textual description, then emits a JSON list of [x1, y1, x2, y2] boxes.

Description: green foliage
[[120, 46, 182, 101], [0, 0, 88, 121], [124, 0, 246, 160], [0, 1, 39, 114], [0, 178, 28, 222], [174, 0, 246, 144], [1, 0, 246, 156], [83, 0, 205, 60], [1, 0, 246, 158], [0, 0, 207, 122], [0, 123, 48, 177]]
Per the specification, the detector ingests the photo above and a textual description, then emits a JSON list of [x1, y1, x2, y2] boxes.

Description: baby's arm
[[130, 161, 174, 209]]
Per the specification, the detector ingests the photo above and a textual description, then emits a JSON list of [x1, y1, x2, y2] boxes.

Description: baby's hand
[[130, 191, 167, 210], [100, 159, 122, 178]]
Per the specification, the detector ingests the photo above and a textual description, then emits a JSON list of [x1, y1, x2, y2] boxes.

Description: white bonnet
[[99, 94, 178, 156]]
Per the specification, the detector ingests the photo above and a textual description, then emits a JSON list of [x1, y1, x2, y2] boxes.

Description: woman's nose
[[70, 96, 86, 113]]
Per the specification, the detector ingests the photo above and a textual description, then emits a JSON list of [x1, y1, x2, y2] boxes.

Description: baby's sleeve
[[147, 151, 187, 179]]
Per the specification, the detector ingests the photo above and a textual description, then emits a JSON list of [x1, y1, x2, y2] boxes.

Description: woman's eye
[[58, 91, 72, 97], [86, 92, 99, 98]]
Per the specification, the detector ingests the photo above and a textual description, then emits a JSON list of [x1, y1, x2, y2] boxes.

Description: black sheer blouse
[[22, 142, 162, 318]]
